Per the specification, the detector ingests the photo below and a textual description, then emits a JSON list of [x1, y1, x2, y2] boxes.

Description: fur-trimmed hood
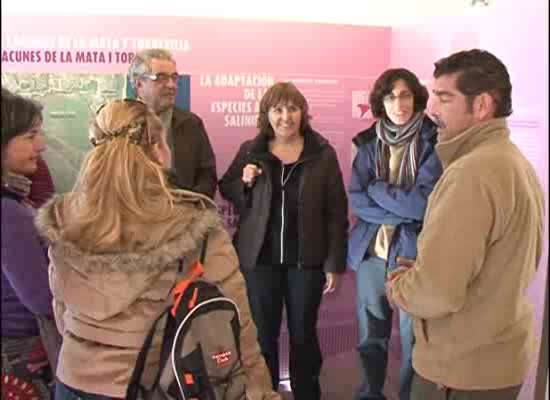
[[34, 189, 224, 324], [35, 189, 220, 274]]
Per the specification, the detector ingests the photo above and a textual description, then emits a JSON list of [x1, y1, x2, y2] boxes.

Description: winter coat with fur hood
[[35, 189, 280, 400]]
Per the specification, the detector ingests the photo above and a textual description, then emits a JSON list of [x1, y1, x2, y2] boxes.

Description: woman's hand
[[242, 164, 262, 187], [323, 272, 341, 295]]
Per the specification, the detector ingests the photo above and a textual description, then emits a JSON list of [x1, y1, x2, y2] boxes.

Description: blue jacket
[[348, 115, 442, 270]]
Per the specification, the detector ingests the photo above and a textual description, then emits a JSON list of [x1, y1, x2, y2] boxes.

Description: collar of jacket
[[352, 114, 437, 148], [435, 118, 510, 170], [1, 186, 24, 202], [170, 107, 193, 130], [248, 128, 328, 163]]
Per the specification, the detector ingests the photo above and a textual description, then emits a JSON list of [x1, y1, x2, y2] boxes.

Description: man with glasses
[[128, 49, 217, 198]]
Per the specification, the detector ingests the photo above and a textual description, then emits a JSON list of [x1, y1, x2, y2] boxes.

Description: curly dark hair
[[1, 88, 43, 152], [257, 82, 312, 137], [369, 68, 429, 119], [433, 49, 512, 118]]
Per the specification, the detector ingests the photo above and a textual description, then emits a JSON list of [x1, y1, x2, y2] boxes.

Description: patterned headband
[[90, 118, 147, 147]]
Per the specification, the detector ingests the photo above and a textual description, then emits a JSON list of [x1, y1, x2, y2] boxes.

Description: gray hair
[[128, 49, 175, 89]]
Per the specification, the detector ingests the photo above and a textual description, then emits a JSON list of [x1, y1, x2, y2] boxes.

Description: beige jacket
[[390, 119, 545, 390], [36, 190, 280, 399]]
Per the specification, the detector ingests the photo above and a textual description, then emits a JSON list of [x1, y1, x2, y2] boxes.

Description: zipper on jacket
[[280, 164, 285, 264], [280, 161, 300, 264], [297, 168, 305, 269], [384, 225, 401, 279]]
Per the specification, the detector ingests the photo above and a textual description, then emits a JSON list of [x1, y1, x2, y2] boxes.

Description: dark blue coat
[[348, 115, 442, 270]]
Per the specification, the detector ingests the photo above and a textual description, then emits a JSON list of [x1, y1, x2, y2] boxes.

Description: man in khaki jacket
[[386, 49, 545, 400]]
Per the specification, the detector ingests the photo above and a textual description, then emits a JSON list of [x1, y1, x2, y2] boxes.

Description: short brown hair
[[2, 88, 43, 153], [257, 82, 312, 137], [369, 68, 429, 119]]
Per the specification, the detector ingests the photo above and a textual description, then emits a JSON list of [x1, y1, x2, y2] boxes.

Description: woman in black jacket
[[219, 82, 348, 400]]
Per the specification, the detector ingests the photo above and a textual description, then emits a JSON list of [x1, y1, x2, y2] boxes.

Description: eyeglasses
[[140, 73, 180, 84], [383, 92, 414, 104]]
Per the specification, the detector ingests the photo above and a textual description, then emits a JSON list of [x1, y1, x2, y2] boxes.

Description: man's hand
[[386, 257, 416, 308], [396, 256, 415, 270], [387, 266, 410, 282], [323, 272, 341, 295]]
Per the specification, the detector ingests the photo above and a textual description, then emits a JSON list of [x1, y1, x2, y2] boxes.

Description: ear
[[473, 93, 496, 121], [133, 77, 144, 95]]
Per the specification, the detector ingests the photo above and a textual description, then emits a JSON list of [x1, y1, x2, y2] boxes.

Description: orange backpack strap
[[171, 236, 208, 317]]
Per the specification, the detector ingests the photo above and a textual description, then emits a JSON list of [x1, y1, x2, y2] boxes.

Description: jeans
[[243, 265, 326, 400], [410, 372, 522, 400], [355, 256, 414, 400]]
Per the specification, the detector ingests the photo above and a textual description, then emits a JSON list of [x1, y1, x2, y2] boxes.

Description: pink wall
[[391, 3, 549, 399]]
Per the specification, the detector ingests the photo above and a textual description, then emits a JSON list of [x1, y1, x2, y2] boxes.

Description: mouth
[[431, 116, 445, 128]]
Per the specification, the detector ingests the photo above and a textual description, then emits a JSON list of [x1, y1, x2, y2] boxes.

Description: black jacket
[[219, 129, 348, 273], [170, 108, 217, 198]]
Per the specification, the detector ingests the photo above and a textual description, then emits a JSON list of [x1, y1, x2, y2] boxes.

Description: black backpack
[[126, 238, 247, 400]]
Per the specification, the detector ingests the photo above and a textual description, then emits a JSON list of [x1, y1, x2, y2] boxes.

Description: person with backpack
[[36, 99, 280, 400], [219, 82, 349, 400], [1, 89, 56, 399]]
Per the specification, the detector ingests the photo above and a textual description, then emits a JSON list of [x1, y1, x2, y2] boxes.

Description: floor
[[272, 272, 403, 400], [278, 319, 402, 400]]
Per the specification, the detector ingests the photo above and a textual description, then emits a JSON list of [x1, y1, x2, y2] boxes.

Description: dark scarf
[[375, 112, 424, 187]]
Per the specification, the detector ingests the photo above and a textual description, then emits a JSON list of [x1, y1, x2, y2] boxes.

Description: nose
[[35, 133, 46, 153], [426, 96, 438, 118], [281, 108, 292, 121], [165, 77, 177, 89]]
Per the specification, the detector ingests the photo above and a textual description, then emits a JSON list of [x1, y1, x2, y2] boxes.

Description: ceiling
[[2, 0, 493, 27]]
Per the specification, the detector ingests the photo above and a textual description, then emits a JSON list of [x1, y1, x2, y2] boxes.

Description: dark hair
[[1, 89, 43, 152], [257, 82, 312, 137], [433, 49, 512, 118], [2, 87, 14, 97], [369, 68, 429, 119]]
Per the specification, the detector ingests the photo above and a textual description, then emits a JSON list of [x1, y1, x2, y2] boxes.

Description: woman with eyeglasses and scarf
[[35, 99, 279, 400], [1, 89, 56, 399], [348, 69, 442, 400]]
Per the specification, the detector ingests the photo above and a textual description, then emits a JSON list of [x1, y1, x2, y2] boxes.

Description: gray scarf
[[375, 112, 424, 187]]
